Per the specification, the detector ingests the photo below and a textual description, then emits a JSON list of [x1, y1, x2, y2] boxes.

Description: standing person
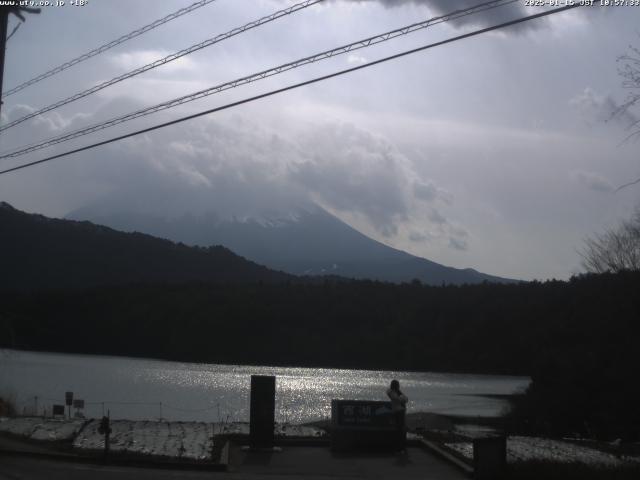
[[386, 379, 408, 451]]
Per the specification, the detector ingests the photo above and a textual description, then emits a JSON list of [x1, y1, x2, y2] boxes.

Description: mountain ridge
[[0, 201, 292, 291], [68, 203, 516, 285]]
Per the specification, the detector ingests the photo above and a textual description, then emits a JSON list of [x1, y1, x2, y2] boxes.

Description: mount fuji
[[68, 199, 515, 285]]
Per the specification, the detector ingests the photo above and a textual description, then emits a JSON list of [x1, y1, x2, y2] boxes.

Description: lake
[[0, 349, 529, 424]]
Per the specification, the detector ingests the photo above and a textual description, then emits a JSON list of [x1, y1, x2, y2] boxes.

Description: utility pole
[[0, 7, 9, 119], [0, 5, 40, 120], [98, 411, 112, 462]]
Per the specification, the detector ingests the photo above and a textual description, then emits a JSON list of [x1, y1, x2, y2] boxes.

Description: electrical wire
[[83, 401, 161, 406], [0, 0, 323, 133], [1, 0, 219, 99], [162, 403, 218, 412], [0, 0, 517, 159], [0, 3, 581, 177]]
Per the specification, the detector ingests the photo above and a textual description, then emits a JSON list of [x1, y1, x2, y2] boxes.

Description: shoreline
[[1, 347, 532, 378]]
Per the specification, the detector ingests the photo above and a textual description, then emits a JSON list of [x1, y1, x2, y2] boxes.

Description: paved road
[[229, 444, 468, 478], [0, 456, 214, 480], [1, 446, 468, 479]]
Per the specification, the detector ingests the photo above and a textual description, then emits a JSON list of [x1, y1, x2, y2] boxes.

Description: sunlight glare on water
[[0, 350, 529, 423]]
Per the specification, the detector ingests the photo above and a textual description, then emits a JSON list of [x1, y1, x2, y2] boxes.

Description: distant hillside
[[69, 203, 517, 285], [0, 202, 291, 290]]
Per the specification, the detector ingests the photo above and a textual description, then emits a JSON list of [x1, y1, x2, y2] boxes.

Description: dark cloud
[[428, 208, 447, 225], [291, 123, 413, 236], [4, 98, 459, 242], [413, 180, 453, 205], [571, 170, 615, 193], [336, 0, 543, 32], [449, 236, 468, 251], [409, 231, 429, 242], [413, 180, 438, 202], [570, 87, 639, 128]]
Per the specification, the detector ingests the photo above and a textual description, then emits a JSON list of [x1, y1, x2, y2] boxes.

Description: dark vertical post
[[0, 6, 40, 121], [65, 391, 73, 419], [249, 375, 275, 449], [473, 435, 507, 480], [98, 411, 111, 462], [0, 8, 9, 120], [105, 410, 111, 461]]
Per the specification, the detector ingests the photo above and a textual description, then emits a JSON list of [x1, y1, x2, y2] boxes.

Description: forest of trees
[[0, 201, 292, 290]]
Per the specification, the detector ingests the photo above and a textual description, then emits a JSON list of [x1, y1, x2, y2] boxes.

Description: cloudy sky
[[1, 0, 639, 280]]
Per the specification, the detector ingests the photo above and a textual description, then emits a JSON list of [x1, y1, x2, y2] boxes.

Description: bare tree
[[613, 44, 640, 191], [580, 208, 640, 273], [579, 45, 640, 270], [616, 44, 640, 139]]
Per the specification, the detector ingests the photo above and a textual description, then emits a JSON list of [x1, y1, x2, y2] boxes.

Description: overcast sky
[[1, 0, 639, 280]]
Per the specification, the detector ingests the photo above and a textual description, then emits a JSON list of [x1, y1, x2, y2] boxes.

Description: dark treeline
[[1, 271, 639, 439], [0, 202, 292, 290]]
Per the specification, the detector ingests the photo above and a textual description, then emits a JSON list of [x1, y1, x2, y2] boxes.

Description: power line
[[1, 0, 219, 99], [0, 3, 582, 177], [0, 0, 323, 134], [163, 403, 218, 412], [84, 401, 160, 406], [0, 0, 518, 160]]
